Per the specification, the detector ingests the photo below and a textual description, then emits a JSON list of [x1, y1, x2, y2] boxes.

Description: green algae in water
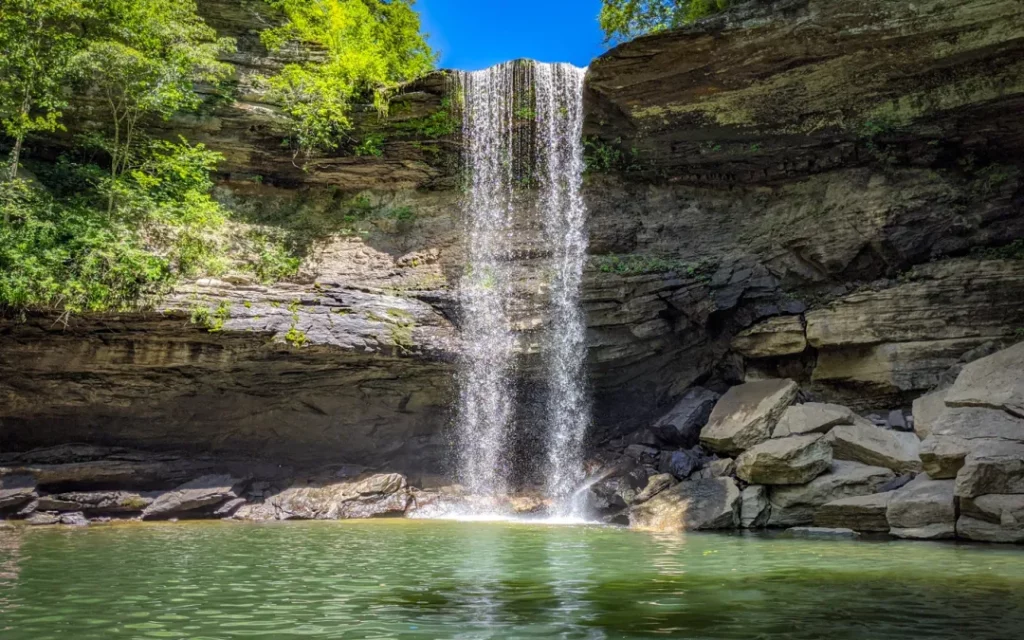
[[1, 520, 1023, 639]]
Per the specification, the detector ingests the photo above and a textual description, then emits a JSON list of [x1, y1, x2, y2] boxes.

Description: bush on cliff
[[261, 0, 436, 159]]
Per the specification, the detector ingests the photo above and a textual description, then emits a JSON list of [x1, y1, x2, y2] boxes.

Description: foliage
[[599, 0, 730, 43], [76, 0, 235, 211], [243, 229, 302, 283], [584, 136, 642, 174], [0, 0, 93, 184], [261, 0, 435, 157], [355, 133, 386, 157], [393, 98, 461, 138], [0, 139, 232, 313]]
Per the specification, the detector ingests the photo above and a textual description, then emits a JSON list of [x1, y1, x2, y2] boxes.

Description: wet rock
[[658, 449, 702, 480], [772, 403, 855, 438], [624, 444, 660, 466], [633, 473, 675, 504], [957, 494, 1024, 544], [826, 423, 922, 473], [59, 512, 89, 527], [740, 485, 770, 528], [143, 475, 246, 520], [913, 391, 948, 440], [815, 492, 895, 532], [736, 435, 832, 485], [783, 527, 860, 540], [731, 316, 807, 359], [271, 473, 410, 520], [701, 379, 799, 456], [26, 512, 60, 526], [651, 387, 720, 447], [36, 491, 157, 514], [769, 461, 896, 527], [886, 474, 956, 540], [629, 477, 740, 532], [0, 475, 37, 511]]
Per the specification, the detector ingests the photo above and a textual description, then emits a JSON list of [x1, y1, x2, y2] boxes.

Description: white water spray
[[454, 61, 591, 516], [535, 64, 591, 516]]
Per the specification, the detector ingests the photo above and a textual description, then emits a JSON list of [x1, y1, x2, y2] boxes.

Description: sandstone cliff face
[[2, 0, 1024, 472]]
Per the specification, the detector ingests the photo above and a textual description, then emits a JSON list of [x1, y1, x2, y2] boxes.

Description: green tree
[[76, 0, 235, 212], [261, 0, 435, 158], [598, 0, 730, 43], [0, 1, 92, 190]]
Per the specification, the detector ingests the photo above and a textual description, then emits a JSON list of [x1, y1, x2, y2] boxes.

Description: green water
[[1, 521, 1023, 639]]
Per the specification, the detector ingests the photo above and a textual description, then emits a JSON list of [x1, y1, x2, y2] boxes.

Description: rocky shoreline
[[3, 340, 1022, 544]]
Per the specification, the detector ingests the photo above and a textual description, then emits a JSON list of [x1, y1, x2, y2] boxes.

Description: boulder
[[826, 423, 922, 473], [624, 444, 660, 466], [629, 477, 740, 532], [214, 498, 248, 517], [651, 387, 720, 447], [768, 461, 895, 527], [143, 475, 246, 519], [271, 473, 410, 520], [913, 391, 948, 439], [731, 316, 807, 358], [772, 403, 855, 438], [633, 473, 675, 504], [886, 474, 956, 540], [59, 512, 89, 527], [708, 458, 735, 478], [0, 475, 37, 511], [783, 527, 860, 540], [943, 340, 1024, 416], [919, 407, 1024, 478], [957, 494, 1024, 544], [658, 449, 702, 480], [955, 445, 1024, 498], [814, 491, 895, 532], [36, 491, 157, 514], [700, 379, 799, 455], [736, 435, 832, 485], [740, 485, 771, 528], [26, 512, 60, 526]]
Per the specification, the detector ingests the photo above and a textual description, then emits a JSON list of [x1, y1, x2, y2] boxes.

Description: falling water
[[455, 62, 522, 499], [455, 61, 591, 515], [535, 64, 591, 516]]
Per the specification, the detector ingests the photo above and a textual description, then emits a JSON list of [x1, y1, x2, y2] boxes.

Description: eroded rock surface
[[629, 478, 740, 532]]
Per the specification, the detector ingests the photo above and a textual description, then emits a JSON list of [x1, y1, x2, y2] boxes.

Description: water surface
[[1, 520, 1022, 639]]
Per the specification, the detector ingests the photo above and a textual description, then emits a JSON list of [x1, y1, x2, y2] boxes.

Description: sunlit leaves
[[598, 0, 730, 43], [261, 0, 436, 156]]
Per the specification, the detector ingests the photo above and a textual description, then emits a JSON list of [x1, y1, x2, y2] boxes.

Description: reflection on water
[[0, 520, 1022, 639]]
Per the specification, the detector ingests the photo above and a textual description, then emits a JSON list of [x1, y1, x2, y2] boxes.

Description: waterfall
[[454, 61, 590, 515], [535, 64, 591, 516], [455, 62, 522, 499]]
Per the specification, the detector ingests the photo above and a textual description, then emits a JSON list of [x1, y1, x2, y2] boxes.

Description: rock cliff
[[3, 0, 1024, 483]]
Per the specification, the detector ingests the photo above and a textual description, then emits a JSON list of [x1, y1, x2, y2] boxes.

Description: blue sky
[[416, 0, 607, 71]]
